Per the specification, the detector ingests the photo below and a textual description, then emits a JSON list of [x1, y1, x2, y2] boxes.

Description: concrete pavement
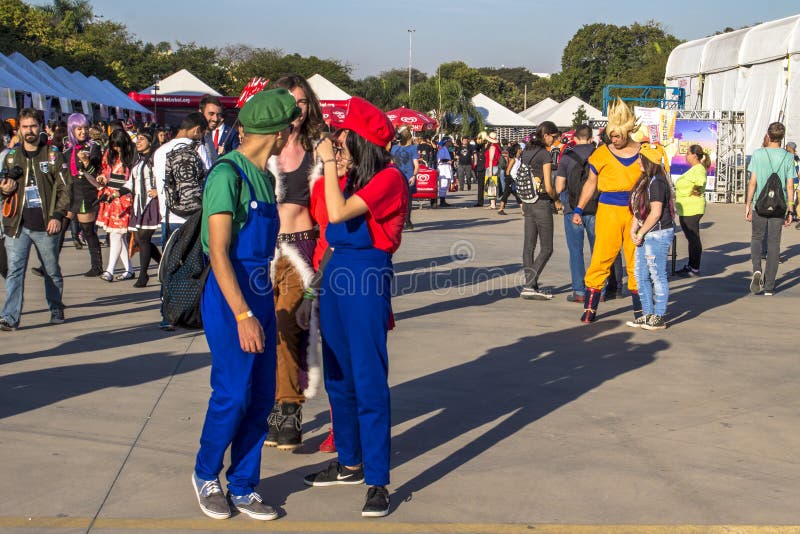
[[1, 190, 799, 533]]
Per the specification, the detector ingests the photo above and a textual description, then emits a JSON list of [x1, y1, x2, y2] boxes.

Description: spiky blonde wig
[[606, 98, 637, 141]]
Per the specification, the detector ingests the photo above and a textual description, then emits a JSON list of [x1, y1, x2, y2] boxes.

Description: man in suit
[[200, 95, 240, 163]]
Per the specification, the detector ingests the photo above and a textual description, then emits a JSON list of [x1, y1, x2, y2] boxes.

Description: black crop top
[[280, 150, 314, 207]]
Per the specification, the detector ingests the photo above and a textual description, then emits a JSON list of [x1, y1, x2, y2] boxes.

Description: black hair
[[18, 107, 43, 126], [199, 94, 222, 111], [344, 131, 392, 195], [532, 120, 559, 149], [179, 112, 209, 133], [106, 129, 136, 168], [509, 143, 521, 157], [574, 124, 592, 140], [108, 119, 124, 132]]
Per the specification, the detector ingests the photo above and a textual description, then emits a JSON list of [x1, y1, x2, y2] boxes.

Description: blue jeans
[[2, 227, 64, 326], [563, 213, 596, 295], [634, 227, 674, 316]]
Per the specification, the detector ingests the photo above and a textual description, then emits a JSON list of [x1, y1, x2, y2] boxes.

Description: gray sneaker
[[191, 473, 230, 520], [50, 309, 65, 325], [641, 315, 667, 331], [228, 491, 278, 521], [625, 315, 649, 328], [750, 271, 763, 294], [520, 287, 553, 300]]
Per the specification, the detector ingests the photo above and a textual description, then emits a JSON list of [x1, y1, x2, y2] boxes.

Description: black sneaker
[[263, 402, 280, 447], [191, 473, 230, 520], [227, 491, 278, 521], [31, 266, 44, 277], [0, 317, 17, 331], [276, 402, 302, 450], [50, 309, 65, 325], [362, 485, 390, 518], [304, 461, 364, 487], [641, 315, 667, 331]]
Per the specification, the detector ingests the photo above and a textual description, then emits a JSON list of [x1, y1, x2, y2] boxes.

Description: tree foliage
[[556, 21, 682, 108]]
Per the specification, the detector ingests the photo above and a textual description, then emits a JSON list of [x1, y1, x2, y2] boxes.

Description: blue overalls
[[194, 167, 279, 496], [320, 213, 393, 487]]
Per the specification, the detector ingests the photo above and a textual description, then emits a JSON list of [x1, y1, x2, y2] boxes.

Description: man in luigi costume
[[191, 88, 299, 521]]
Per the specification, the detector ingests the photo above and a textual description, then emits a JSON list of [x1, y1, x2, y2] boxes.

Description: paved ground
[[1, 190, 799, 534]]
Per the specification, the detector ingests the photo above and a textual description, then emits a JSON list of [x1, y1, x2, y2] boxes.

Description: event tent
[[525, 96, 603, 130], [520, 97, 558, 121], [0, 51, 151, 119], [141, 69, 220, 96], [471, 93, 534, 128], [665, 14, 800, 154], [307, 73, 350, 102]]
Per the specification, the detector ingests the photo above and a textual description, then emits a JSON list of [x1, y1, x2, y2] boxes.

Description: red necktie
[[213, 128, 220, 148]]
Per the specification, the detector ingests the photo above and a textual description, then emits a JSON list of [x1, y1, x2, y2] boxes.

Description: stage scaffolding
[[590, 109, 747, 203]]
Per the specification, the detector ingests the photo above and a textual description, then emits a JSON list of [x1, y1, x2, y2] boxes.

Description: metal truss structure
[[589, 110, 746, 203]]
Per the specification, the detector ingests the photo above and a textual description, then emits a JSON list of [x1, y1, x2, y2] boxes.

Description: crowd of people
[[0, 75, 797, 521]]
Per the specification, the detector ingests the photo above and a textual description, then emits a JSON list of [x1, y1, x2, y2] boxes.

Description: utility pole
[[152, 75, 160, 125], [407, 29, 415, 107]]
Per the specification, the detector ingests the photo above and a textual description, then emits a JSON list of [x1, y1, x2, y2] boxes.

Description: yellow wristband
[[235, 310, 254, 322]]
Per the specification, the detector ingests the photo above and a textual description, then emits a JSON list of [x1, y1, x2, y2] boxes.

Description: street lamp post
[[407, 29, 415, 107]]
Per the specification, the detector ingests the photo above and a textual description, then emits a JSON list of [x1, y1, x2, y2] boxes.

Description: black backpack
[[754, 150, 788, 218], [165, 141, 207, 217], [564, 149, 598, 215], [159, 159, 244, 329]]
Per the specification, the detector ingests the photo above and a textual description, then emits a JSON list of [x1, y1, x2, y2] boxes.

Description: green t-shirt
[[747, 147, 794, 207], [201, 151, 275, 254], [674, 164, 707, 217]]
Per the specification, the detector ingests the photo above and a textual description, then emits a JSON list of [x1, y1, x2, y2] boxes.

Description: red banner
[[128, 92, 238, 109]]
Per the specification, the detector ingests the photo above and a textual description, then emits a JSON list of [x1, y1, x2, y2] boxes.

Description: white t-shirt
[[153, 137, 212, 225]]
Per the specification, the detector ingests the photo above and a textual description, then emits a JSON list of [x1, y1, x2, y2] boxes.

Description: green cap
[[239, 88, 300, 134]]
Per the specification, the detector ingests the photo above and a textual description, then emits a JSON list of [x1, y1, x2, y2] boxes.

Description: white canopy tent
[[525, 96, 603, 129], [665, 14, 800, 154], [8, 52, 78, 113], [307, 73, 350, 101], [141, 69, 220, 96], [520, 97, 558, 121], [470, 93, 535, 142]]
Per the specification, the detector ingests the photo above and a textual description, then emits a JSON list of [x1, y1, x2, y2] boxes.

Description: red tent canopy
[[385, 107, 437, 132]]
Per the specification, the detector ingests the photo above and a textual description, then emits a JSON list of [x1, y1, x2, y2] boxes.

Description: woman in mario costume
[[302, 97, 408, 519]]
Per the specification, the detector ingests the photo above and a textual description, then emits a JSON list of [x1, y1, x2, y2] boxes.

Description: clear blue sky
[[79, 1, 800, 78]]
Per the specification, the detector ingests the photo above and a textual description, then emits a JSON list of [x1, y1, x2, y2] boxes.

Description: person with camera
[[0, 108, 71, 331]]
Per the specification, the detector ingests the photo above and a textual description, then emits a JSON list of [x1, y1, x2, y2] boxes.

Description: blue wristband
[[574, 206, 584, 216]]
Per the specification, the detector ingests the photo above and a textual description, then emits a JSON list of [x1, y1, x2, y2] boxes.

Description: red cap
[[338, 97, 394, 148]]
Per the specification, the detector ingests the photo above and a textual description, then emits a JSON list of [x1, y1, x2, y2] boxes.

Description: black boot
[[84, 246, 103, 277], [630, 290, 642, 320], [276, 402, 303, 451], [263, 402, 280, 447], [581, 288, 602, 323]]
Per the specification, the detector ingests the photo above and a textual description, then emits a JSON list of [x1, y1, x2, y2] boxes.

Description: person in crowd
[[497, 142, 522, 215], [745, 122, 795, 296], [192, 88, 298, 522], [436, 137, 453, 207], [483, 132, 501, 209], [127, 130, 162, 287], [201, 95, 239, 163], [518, 121, 560, 300], [572, 99, 642, 323], [473, 133, 487, 206], [96, 130, 135, 281], [555, 124, 596, 302], [0, 108, 70, 330], [156, 127, 169, 146], [261, 74, 325, 452], [153, 112, 210, 330], [674, 144, 710, 277], [63, 113, 104, 275], [390, 127, 418, 230], [0, 123, 10, 278], [626, 145, 675, 330], [299, 127, 352, 454], [456, 137, 473, 191], [416, 136, 434, 169], [302, 97, 408, 519], [786, 141, 800, 229]]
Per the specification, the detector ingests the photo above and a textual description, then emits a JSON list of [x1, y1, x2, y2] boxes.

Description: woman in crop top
[[263, 74, 325, 450]]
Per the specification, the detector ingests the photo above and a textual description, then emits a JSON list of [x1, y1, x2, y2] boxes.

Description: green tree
[[558, 21, 682, 108], [411, 76, 483, 137], [571, 104, 589, 128]]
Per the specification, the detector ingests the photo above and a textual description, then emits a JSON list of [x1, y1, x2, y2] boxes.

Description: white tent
[[520, 97, 558, 121], [142, 69, 220, 96], [665, 14, 800, 154], [471, 93, 534, 127], [9, 52, 77, 112], [307, 73, 350, 101], [525, 96, 603, 129]]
